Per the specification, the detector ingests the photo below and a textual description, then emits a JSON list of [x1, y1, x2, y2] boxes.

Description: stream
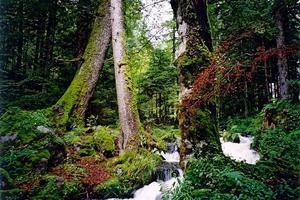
[[106, 135, 259, 200], [107, 143, 183, 200], [220, 135, 260, 164]]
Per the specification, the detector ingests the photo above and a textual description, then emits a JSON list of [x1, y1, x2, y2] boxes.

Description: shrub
[[164, 156, 273, 200]]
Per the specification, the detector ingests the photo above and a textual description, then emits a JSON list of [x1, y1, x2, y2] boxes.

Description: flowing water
[[105, 135, 259, 200], [220, 135, 260, 164], [107, 143, 183, 200]]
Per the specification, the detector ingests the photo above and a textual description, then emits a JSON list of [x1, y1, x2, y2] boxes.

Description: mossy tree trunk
[[171, 0, 221, 164], [110, 0, 141, 151], [53, 0, 111, 128]]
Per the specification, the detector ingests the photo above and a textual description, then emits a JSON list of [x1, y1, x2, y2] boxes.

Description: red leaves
[[50, 157, 111, 187], [18, 178, 40, 191], [181, 31, 299, 116], [77, 158, 111, 186]]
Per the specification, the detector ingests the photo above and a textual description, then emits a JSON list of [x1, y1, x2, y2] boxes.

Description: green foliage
[[254, 128, 300, 170], [165, 155, 273, 200], [137, 48, 178, 124], [30, 175, 84, 200], [263, 100, 300, 131], [96, 148, 161, 198], [88, 47, 118, 126], [222, 115, 263, 141], [151, 125, 180, 145]]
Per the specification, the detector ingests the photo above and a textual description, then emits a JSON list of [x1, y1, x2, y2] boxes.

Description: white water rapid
[[107, 143, 183, 200], [220, 135, 260, 164]]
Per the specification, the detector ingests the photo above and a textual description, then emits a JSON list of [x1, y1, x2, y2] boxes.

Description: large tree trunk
[[53, 0, 111, 128], [110, 0, 141, 151], [275, 3, 288, 100], [171, 0, 220, 166]]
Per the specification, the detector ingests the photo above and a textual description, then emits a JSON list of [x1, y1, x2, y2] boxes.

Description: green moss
[[29, 149, 50, 164], [94, 127, 115, 154], [95, 177, 122, 197]]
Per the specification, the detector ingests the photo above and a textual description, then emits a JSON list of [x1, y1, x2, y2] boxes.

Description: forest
[[0, 0, 299, 199]]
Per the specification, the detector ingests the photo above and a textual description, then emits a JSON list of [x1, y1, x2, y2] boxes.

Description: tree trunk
[[16, 0, 23, 73], [110, 0, 141, 150], [275, 4, 288, 100], [41, 0, 58, 78], [76, 0, 93, 64], [53, 0, 111, 128], [171, 0, 220, 166]]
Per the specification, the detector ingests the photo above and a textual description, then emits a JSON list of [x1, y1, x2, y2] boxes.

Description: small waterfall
[[160, 143, 180, 163], [107, 143, 183, 200], [220, 135, 260, 164]]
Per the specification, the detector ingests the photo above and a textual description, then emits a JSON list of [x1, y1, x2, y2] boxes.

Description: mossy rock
[[29, 149, 50, 164], [95, 177, 122, 197], [93, 127, 115, 156]]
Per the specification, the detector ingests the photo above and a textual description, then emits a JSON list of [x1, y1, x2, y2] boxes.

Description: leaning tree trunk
[[275, 3, 288, 100], [53, 0, 111, 128], [110, 0, 141, 151], [171, 0, 220, 166]]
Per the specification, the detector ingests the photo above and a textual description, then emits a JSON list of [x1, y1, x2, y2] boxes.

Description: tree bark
[[110, 0, 141, 150], [171, 0, 220, 166], [54, 0, 111, 128], [275, 4, 288, 100]]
